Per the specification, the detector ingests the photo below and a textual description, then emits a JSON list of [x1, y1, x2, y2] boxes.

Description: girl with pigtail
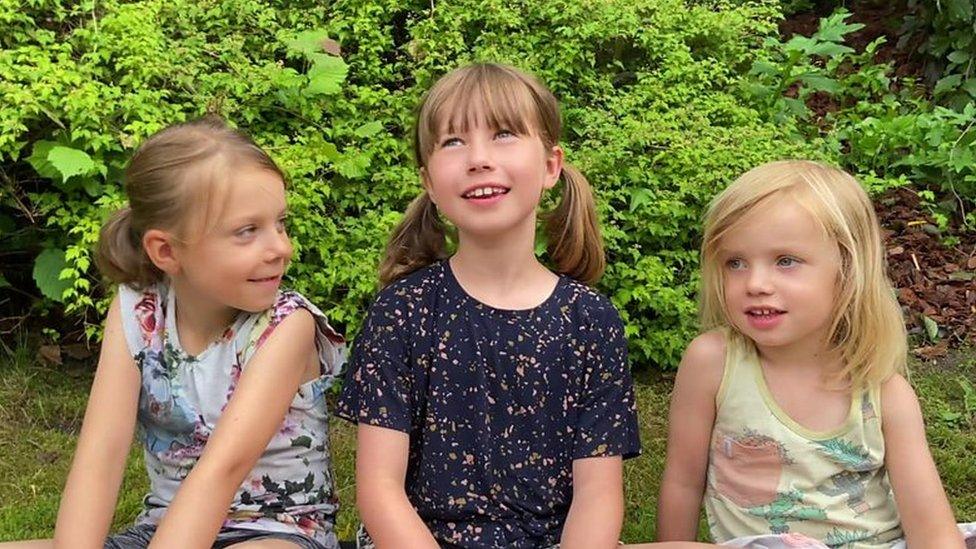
[[336, 63, 642, 548], [5, 117, 346, 549]]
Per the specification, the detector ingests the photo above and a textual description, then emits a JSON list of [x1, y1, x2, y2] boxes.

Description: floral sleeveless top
[[705, 334, 903, 548], [118, 283, 346, 546]]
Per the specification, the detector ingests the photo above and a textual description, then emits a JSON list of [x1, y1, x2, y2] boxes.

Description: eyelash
[[235, 217, 287, 238], [438, 129, 517, 148], [724, 257, 801, 269]]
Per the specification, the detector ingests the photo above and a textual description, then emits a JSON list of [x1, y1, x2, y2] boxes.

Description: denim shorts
[[104, 523, 332, 549]]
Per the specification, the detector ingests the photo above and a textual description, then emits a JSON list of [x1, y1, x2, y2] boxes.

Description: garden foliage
[[2, 0, 972, 369]]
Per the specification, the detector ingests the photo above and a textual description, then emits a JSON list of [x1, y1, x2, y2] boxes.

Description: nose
[[264, 230, 292, 263], [466, 136, 494, 173], [745, 265, 773, 295]]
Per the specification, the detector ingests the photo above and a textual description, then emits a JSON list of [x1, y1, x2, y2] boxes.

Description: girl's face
[[169, 166, 292, 317], [718, 197, 841, 355], [422, 117, 562, 241]]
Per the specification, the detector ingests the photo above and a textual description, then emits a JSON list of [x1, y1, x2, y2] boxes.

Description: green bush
[[2, 0, 832, 369], [900, 0, 976, 109]]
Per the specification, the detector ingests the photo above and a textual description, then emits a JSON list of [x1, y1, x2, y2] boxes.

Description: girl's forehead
[[722, 197, 831, 247]]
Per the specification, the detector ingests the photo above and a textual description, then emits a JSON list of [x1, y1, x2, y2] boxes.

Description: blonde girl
[[5, 117, 345, 549], [657, 160, 973, 548], [336, 63, 641, 548]]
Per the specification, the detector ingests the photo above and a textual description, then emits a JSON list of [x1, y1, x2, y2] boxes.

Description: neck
[[169, 277, 237, 354], [755, 331, 843, 376], [450, 217, 556, 309]]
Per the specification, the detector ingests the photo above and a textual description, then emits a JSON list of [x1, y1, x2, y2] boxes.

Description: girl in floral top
[[23, 117, 346, 549], [337, 63, 641, 548]]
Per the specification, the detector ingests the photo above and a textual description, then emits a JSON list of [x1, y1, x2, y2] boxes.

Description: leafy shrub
[[900, 0, 976, 109], [3, 0, 830, 369]]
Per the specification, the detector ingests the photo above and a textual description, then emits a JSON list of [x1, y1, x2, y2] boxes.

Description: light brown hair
[[379, 63, 605, 286], [699, 160, 906, 390], [95, 116, 285, 288]]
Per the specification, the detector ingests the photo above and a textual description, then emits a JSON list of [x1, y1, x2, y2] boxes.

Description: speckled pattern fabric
[[337, 261, 640, 548]]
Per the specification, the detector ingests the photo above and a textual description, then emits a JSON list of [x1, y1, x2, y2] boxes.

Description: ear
[[143, 229, 182, 276], [419, 167, 439, 206], [543, 145, 564, 191]]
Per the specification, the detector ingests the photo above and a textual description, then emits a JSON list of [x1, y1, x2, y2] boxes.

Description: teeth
[[465, 186, 507, 198]]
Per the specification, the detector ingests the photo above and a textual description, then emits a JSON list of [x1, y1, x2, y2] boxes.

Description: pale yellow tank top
[[704, 334, 903, 547]]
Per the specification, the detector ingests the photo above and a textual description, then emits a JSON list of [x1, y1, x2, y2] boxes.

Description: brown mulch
[[877, 187, 976, 357]]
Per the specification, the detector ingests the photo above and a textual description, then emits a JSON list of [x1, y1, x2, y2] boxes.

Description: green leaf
[[354, 121, 384, 138], [47, 146, 95, 182], [27, 140, 60, 179], [934, 74, 963, 96], [334, 153, 370, 178], [797, 73, 842, 93], [304, 54, 348, 96], [629, 188, 653, 212], [961, 77, 976, 97], [922, 314, 940, 342], [943, 0, 974, 21], [947, 50, 971, 65], [805, 42, 854, 58], [959, 377, 976, 417], [0, 273, 10, 289], [814, 10, 864, 43], [285, 29, 332, 57], [33, 248, 72, 303]]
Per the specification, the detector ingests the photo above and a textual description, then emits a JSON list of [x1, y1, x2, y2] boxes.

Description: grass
[[1, 340, 974, 543]]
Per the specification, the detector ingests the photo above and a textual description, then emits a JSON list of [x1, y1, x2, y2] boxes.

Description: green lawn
[[1, 340, 974, 543]]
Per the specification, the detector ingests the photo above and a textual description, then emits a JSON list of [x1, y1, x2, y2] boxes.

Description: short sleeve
[[117, 283, 165, 360], [335, 289, 414, 433], [572, 299, 641, 460], [237, 291, 347, 387]]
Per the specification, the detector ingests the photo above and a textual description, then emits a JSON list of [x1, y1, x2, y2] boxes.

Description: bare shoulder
[[880, 373, 922, 423], [674, 330, 727, 395]]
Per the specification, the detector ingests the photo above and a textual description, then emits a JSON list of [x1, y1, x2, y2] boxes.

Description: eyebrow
[[223, 208, 288, 227]]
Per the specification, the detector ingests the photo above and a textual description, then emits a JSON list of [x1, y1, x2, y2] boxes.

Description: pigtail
[[378, 192, 449, 287], [95, 206, 163, 289], [544, 163, 605, 285]]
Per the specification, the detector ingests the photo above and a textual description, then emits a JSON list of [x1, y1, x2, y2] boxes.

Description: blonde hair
[[699, 160, 906, 390], [379, 63, 605, 286], [95, 116, 285, 288]]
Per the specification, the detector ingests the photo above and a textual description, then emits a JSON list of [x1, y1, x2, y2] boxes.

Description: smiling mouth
[[462, 185, 510, 199]]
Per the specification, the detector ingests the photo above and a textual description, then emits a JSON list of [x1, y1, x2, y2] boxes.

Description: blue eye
[[777, 257, 799, 267], [440, 136, 462, 148], [726, 258, 745, 270], [495, 129, 516, 139]]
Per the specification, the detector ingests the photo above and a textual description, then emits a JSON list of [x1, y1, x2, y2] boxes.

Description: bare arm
[[560, 456, 625, 549], [656, 332, 725, 542], [355, 423, 439, 549], [54, 296, 140, 549], [148, 309, 318, 548], [881, 374, 963, 549]]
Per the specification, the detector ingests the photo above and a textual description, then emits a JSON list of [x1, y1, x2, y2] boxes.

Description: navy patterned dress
[[337, 261, 640, 548]]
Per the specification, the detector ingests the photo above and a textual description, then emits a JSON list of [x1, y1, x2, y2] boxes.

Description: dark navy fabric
[[337, 261, 640, 548]]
